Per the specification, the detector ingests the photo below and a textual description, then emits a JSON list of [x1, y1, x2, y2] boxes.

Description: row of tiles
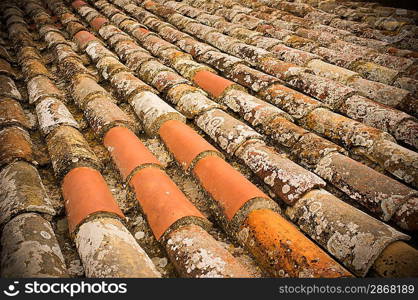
[[155, 0, 418, 142], [314, 0, 418, 29], [90, 0, 418, 228], [179, 0, 418, 90], [0, 27, 69, 276], [239, 0, 418, 51]]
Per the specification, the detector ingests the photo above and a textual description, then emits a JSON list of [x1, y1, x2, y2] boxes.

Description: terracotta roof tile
[[130, 166, 207, 239], [238, 209, 352, 277], [1, 213, 68, 277], [27, 75, 64, 104], [236, 140, 325, 204], [104, 126, 162, 180], [164, 224, 251, 277], [196, 108, 263, 155], [0, 58, 18, 79], [36, 97, 79, 136], [0, 75, 22, 101], [84, 97, 136, 137], [130, 90, 186, 135], [0, 126, 36, 167], [71, 74, 111, 108], [0, 161, 55, 226], [74, 216, 161, 277], [21, 58, 53, 80], [46, 126, 102, 179]]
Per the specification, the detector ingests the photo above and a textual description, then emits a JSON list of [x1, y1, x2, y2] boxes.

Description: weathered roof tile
[[46, 126, 102, 179], [0, 126, 35, 167], [0, 75, 22, 101], [0, 161, 55, 226], [1, 213, 68, 277], [0, 98, 30, 129]]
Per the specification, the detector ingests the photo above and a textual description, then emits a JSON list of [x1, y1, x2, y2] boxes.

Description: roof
[[0, 0, 417, 278]]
